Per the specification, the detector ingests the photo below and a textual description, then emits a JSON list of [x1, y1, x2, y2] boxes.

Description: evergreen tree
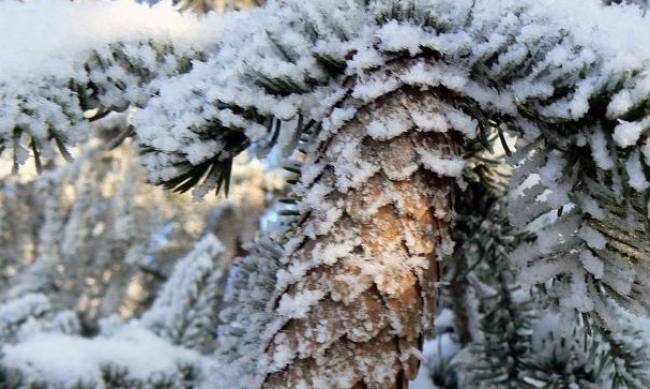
[[142, 233, 227, 351], [2, 0, 650, 388], [0, 239, 232, 388], [215, 239, 281, 387]]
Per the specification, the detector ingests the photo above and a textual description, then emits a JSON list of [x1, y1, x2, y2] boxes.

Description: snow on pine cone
[[260, 88, 464, 388]]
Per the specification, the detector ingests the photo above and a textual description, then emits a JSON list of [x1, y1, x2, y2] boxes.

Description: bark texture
[[263, 89, 462, 388]]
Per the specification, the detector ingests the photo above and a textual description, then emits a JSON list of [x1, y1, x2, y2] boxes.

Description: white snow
[[578, 225, 607, 250], [613, 119, 649, 148], [417, 148, 465, 177], [276, 290, 325, 319], [421, 334, 460, 375], [378, 21, 425, 55], [579, 250, 604, 279], [590, 129, 615, 170], [444, 110, 478, 138], [329, 135, 381, 192], [626, 152, 650, 191], [411, 111, 449, 133], [367, 116, 412, 140], [2, 325, 208, 386], [433, 309, 455, 331], [0, 0, 212, 83], [0, 294, 50, 330]]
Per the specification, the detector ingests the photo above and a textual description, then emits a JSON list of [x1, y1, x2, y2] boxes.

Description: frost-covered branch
[[0, 0, 217, 170]]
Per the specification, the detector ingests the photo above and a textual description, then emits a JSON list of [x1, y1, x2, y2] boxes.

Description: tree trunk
[[263, 88, 461, 388]]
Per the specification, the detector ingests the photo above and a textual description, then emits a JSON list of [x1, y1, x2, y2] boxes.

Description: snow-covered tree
[[0, 235, 233, 388], [142, 233, 227, 351], [3, 0, 650, 387], [0, 117, 276, 330]]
